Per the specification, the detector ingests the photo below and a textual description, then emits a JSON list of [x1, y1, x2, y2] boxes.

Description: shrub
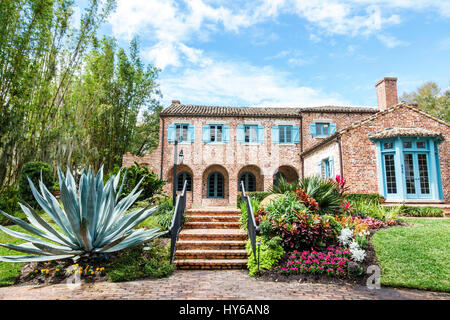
[[237, 192, 271, 207], [114, 162, 166, 202], [344, 193, 384, 204], [0, 186, 25, 226], [278, 213, 335, 250], [268, 176, 298, 194], [350, 199, 400, 221], [298, 176, 340, 215], [107, 240, 174, 282], [246, 236, 284, 276], [239, 197, 260, 231], [398, 206, 444, 217], [18, 161, 55, 209]]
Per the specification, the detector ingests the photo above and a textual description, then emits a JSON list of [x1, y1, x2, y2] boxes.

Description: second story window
[[176, 124, 189, 142], [168, 123, 195, 142], [310, 122, 336, 137], [244, 125, 258, 143], [210, 125, 223, 142], [316, 123, 330, 136], [202, 124, 230, 143], [279, 125, 293, 144]]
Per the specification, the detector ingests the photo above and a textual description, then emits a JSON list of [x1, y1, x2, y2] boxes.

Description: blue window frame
[[210, 125, 223, 142], [207, 172, 224, 198], [272, 125, 300, 144], [202, 124, 230, 143], [177, 172, 192, 191], [168, 123, 194, 142], [238, 172, 256, 191], [279, 126, 293, 144], [375, 137, 443, 201], [318, 157, 334, 179], [244, 125, 258, 143], [310, 122, 336, 137]]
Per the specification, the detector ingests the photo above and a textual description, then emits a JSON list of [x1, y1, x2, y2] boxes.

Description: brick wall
[[340, 106, 450, 201], [301, 111, 374, 151]]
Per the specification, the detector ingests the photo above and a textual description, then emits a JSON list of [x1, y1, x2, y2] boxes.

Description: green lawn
[[0, 225, 26, 287], [372, 218, 450, 292]]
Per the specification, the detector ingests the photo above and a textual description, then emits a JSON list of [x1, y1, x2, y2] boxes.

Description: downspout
[[337, 134, 344, 177], [160, 117, 165, 180], [300, 114, 304, 179]]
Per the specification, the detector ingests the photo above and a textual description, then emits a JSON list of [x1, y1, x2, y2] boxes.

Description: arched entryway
[[273, 165, 299, 186], [202, 165, 229, 205], [237, 165, 263, 192]]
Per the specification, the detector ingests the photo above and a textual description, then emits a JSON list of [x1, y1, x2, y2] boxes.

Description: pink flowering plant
[[281, 246, 351, 277]]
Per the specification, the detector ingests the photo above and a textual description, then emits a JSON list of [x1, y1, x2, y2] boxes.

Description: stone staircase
[[174, 207, 248, 269]]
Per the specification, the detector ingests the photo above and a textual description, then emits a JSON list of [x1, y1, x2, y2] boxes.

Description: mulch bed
[[254, 221, 409, 286], [14, 237, 171, 287]]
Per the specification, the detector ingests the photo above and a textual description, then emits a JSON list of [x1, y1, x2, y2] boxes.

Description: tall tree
[[401, 82, 450, 123], [0, 0, 116, 188], [71, 36, 161, 172]]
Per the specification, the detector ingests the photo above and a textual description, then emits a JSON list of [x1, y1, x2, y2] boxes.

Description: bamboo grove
[[0, 0, 162, 190]]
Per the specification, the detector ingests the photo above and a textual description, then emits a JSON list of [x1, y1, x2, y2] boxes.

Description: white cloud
[[377, 34, 410, 48], [159, 58, 350, 107]]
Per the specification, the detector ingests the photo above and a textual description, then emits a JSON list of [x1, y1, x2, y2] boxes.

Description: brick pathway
[[0, 270, 448, 300]]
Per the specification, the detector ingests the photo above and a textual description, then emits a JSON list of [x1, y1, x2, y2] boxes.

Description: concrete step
[[175, 249, 247, 260], [176, 240, 247, 250], [187, 215, 240, 222], [178, 228, 247, 241], [184, 221, 240, 229], [175, 259, 248, 270]]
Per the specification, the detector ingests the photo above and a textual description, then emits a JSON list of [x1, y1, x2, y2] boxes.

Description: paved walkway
[[0, 270, 448, 300]]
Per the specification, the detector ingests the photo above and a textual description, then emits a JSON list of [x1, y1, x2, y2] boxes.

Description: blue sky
[[76, 0, 450, 108]]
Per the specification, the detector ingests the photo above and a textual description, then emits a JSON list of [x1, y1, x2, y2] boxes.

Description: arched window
[[207, 172, 224, 198], [273, 172, 286, 187], [238, 172, 256, 192], [177, 172, 192, 191]]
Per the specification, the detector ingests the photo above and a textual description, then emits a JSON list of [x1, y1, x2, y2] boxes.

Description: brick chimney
[[172, 100, 180, 105], [375, 77, 398, 111]]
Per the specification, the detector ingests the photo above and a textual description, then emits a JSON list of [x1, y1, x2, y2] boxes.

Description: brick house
[[123, 77, 449, 207]]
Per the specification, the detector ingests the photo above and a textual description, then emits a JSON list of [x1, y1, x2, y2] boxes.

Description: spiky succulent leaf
[[0, 167, 163, 263]]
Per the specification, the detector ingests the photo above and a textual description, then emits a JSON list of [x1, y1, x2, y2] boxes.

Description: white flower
[[338, 228, 353, 246], [350, 241, 366, 262], [349, 240, 360, 250]]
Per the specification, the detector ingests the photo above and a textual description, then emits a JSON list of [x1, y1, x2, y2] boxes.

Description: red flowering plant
[[295, 187, 319, 211], [339, 201, 354, 215], [330, 175, 349, 198], [276, 211, 335, 250], [281, 246, 351, 277]]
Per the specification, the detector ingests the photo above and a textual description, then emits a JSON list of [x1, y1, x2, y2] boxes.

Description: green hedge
[[0, 186, 26, 226], [237, 192, 272, 207], [18, 161, 56, 209], [398, 206, 444, 217], [344, 193, 384, 204]]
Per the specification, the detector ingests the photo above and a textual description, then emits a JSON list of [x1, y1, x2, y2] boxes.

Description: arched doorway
[[177, 171, 192, 191], [207, 172, 225, 198], [239, 172, 256, 191], [273, 165, 298, 186]]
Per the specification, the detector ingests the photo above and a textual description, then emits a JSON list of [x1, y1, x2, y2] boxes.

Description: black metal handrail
[[168, 180, 188, 264], [240, 181, 259, 263]]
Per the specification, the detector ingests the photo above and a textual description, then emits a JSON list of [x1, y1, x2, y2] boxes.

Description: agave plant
[[0, 167, 164, 263]]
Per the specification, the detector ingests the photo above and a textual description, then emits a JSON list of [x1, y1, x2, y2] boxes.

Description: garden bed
[[13, 238, 173, 287], [253, 223, 407, 286]]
